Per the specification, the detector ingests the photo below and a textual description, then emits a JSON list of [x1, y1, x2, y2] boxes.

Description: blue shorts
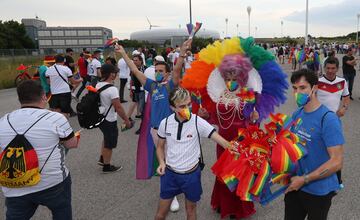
[[160, 166, 202, 203]]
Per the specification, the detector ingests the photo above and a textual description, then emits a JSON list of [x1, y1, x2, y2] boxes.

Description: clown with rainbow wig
[[182, 37, 288, 218]]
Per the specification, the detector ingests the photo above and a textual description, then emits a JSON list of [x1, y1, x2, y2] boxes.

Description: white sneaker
[[170, 196, 180, 212]]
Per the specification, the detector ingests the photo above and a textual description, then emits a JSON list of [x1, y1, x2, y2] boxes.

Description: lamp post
[[225, 18, 229, 38], [305, 0, 309, 46], [237, 24, 239, 37], [357, 13, 360, 44], [189, 0, 192, 25], [255, 26, 258, 38], [247, 6, 252, 37], [281, 20, 284, 37]]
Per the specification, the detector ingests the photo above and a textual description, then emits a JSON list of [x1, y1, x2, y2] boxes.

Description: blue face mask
[[155, 72, 164, 82]]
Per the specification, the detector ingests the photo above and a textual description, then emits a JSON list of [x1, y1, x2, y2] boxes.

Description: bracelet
[[304, 174, 310, 184]]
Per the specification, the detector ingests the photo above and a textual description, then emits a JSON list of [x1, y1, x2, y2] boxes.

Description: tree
[[191, 37, 215, 53], [0, 20, 35, 49]]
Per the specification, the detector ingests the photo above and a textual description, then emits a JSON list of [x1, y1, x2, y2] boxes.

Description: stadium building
[[130, 28, 220, 47]]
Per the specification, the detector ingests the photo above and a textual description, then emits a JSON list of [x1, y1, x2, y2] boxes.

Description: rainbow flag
[[249, 161, 271, 196], [104, 38, 119, 48], [296, 49, 306, 63], [188, 22, 202, 39], [223, 174, 239, 192], [191, 91, 202, 108]]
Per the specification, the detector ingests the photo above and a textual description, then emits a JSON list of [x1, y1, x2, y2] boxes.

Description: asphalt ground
[[0, 56, 359, 220]]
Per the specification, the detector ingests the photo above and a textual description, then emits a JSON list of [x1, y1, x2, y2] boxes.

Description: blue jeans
[[5, 175, 72, 220]]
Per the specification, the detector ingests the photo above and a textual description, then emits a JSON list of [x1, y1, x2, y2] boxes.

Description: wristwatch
[[304, 174, 310, 184]]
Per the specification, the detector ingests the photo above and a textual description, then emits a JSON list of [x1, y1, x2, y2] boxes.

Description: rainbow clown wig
[[181, 37, 288, 121]]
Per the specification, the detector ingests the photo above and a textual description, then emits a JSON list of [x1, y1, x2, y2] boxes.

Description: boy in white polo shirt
[[155, 88, 237, 220]]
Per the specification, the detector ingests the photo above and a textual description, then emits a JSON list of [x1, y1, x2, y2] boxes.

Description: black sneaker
[[135, 114, 142, 119], [103, 165, 123, 173], [97, 156, 104, 166], [350, 96, 354, 100]]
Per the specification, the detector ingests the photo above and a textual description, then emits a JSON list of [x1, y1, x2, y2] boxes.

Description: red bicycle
[[14, 64, 40, 86]]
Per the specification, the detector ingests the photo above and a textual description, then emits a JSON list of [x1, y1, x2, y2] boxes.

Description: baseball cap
[[154, 55, 165, 62]]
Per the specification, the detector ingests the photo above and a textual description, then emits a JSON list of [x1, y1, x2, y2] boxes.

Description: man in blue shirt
[[116, 39, 192, 212], [285, 69, 344, 220]]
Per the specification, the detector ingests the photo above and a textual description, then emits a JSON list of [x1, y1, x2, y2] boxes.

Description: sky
[[1, 0, 359, 39]]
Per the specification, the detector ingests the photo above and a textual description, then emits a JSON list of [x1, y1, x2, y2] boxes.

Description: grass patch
[[0, 56, 43, 89]]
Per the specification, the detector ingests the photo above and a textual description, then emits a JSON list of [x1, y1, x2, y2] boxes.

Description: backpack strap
[[54, 65, 72, 88], [321, 111, 332, 129], [97, 84, 114, 118], [165, 116, 169, 133], [97, 84, 113, 93], [195, 115, 204, 166], [39, 143, 59, 173], [7, 112, 50, 135]]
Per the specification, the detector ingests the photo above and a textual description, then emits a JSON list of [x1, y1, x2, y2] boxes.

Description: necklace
[[216, 90, 245, 130]]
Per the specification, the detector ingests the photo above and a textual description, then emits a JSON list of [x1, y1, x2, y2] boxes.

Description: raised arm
[[172, 39, 193, 86], [115, 45, 147, 86]]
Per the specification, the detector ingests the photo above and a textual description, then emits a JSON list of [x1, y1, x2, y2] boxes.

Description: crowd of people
[[0, 36, 357, 220]]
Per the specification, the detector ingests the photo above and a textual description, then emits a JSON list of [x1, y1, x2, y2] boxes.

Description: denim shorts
[[160, 166, 202, 203]]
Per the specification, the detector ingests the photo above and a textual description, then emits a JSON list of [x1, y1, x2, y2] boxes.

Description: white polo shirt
[[45, 64, 73, 95], [318, 75, 349, 112], [0, 108, 73, 197], [96, 82, 119, 122], [157, 113, 215, 173], [87, 58, 101, 77]]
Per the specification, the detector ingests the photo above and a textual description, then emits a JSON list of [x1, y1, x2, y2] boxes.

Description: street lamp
[[247, 6, 252, 37], [281, 20, 284, 37], [305, 0, 309, 45], [255, 26, 258, 38], [225, 18, 229, 38], [189, 0, 192, 25], [357, 13, 360, 44], [237, 24, 239, 37]]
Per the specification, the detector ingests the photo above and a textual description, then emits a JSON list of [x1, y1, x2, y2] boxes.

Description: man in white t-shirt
[[155, 88, 237, 220], [118, 57, 130, 103], [318, 57, 350, 117], [96, 64, 132, 173], [87, 50, 102, 86], [46, 54, 82, 116], [0, 80, 79, 219]]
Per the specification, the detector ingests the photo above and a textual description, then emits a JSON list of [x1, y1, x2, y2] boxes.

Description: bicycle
[[14, 64, 40, 86]]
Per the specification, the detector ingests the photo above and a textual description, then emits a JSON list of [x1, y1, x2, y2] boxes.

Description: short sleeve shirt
[[157, 113, 215, 172], [38, 65, 50, 93], [118, 58, 130, 79], [318, 76, 349, 112], [87, 58, 101, 77], [45, 64, 73, 95], [0, 108, 74, 197], [291, 105, 345, 196], [96, 82, 119, 122], [144, 78, 175, 128], [342, 55, 356, 75]]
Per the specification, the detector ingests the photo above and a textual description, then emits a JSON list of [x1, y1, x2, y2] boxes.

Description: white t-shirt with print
[[87, 58, 101, 77], [0, 108, 73, 197], [96, 82, 119, 122], [157, 113, 215, 172], [45, 64, 73, 95], [318, 76, 350, 112]]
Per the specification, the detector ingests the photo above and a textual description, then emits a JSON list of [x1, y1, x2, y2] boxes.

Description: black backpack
[[76, 84, 113, 129]]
